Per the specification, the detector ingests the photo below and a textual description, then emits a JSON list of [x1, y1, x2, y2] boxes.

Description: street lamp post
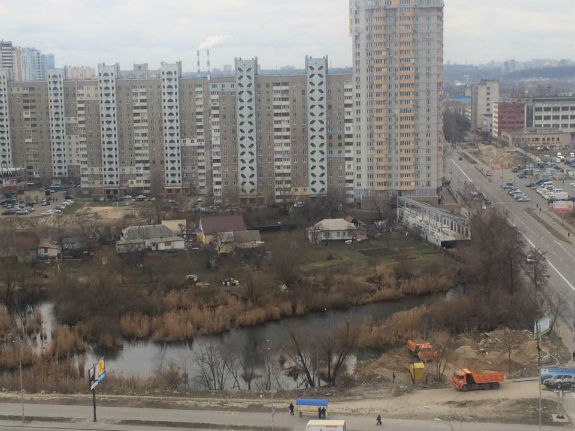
[[264, 339, 275, 431], [8, 332, 25, 423]]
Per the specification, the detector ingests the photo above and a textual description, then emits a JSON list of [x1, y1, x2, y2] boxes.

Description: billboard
[[534, 316, 550, 339], [541, 368, 575, 392], [553, 201, 574, 213], [89, 357, 106, 390]]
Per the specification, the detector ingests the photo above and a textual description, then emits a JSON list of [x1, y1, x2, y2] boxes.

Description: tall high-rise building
[[16, 48, 56, 81], [351, 0, 444, 198], [0, 41, 14, 77]]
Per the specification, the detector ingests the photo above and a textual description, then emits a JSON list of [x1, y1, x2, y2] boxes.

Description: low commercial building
[[307, 218, 365, 244], [501, 128, 572, 150], [526, 96, 575, 135], [492, 102, 525, 138], [116, 225, 185, 253], [397, 197, 470, 248]]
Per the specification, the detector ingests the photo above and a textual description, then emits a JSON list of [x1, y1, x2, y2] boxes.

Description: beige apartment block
[[351, 0, 444, 198], [5, 60, 353, 203]]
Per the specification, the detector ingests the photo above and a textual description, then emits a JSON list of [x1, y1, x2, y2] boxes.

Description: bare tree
[[499, 329, 522, 377], [547, 290, 567, 333], [529, 248, 549, 293], [321, 320, 358, 386], [433, 332, 453, 382], [194, 344, 232, 390], [467, 209, 525, 295], [287, 328, 316, 388], [325, 190, 346, 219]]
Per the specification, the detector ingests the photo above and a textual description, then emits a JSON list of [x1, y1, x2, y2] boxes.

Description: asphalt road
[[445, 147, 575, 326]]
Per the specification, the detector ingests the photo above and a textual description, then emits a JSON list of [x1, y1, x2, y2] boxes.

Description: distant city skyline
[[0, 0, 572, 71]]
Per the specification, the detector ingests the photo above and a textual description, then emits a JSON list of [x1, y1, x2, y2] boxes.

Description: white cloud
[[0, 0, 571, 69]]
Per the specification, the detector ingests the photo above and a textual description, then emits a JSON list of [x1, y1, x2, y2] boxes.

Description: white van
[[306, 420, 346, 431]]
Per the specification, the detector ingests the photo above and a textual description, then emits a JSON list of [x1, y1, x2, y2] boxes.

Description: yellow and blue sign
[[89, 357, 106, 390]]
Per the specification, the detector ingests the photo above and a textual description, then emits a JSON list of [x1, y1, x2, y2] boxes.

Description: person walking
[[392, 371, 396, 384], [321, 407, 326, 419], [376, 414, 382, 426], [318, 407, 322, 419], [289, 403, 294, 416]]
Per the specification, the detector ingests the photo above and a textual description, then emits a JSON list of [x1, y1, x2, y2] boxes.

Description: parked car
[[517, 173, 528, 179]]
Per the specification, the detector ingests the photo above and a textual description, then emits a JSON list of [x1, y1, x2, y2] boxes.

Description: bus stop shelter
[[295, 398, 329, 416]]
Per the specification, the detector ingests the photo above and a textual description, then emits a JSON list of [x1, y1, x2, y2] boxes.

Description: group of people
[[287, 403, 327, 419], [287, 402, 383, 427]]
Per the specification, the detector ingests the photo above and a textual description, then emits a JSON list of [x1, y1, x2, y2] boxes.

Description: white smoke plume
[[198, 35, 228, 50]]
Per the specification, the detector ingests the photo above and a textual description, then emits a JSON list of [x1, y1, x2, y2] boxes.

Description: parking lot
[[1, 190, 71, 218]]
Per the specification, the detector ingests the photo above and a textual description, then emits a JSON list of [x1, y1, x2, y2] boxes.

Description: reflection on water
[[41, 295, 434, 389]]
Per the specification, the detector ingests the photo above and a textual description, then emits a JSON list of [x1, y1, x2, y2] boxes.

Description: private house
[[62, 235, 94, 259], [307, 219, 359, 244], [0, 231, 40, 263], [38, 242, 61, 260], [116, 225, 185, 254], [198, 215, 247, 245], [213, 230, 264, 254]]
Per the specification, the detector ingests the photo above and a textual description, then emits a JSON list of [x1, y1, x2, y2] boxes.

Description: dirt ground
[[357, 329, 570, 385], [0, 378, 564, 426], [74, 204, 144, 222], [465, 143, 528, 170]]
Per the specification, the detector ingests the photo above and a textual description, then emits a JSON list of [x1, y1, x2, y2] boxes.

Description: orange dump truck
[[452, 368, 504, 391], [407, 340, 437, 361]]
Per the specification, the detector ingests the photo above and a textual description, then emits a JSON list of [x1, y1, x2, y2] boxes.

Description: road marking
[[453, 159, 575, 291], [506, 216, 574, 291], [517, 228, 575, 292], [451, 159, 473, 183]]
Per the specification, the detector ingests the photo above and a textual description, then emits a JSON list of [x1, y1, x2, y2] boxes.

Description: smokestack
[[207, 49, 211, 80], [197, 50, 201, 76]]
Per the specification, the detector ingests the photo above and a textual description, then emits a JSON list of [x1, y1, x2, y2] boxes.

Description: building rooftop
[[122, 225, 175, 241], [312, 219, 356, 231], [233, 230, 261, 243], [200, 215, 246, 235]]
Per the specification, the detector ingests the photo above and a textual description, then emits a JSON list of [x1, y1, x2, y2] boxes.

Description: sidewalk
[[0, 401, 567, 431]]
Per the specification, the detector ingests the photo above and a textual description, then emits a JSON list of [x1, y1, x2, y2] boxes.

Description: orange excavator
[[452, 368, 504, 391], [407, 340, 437, 362]]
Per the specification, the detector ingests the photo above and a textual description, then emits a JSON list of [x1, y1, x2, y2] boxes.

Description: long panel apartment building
[[0, 58, 354, 204]]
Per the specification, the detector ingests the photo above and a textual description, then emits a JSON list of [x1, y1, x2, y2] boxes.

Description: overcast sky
[[0, 0, 573, 71]]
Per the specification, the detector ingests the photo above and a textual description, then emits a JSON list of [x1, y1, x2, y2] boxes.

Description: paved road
[[0, 402, 568, 431], [445, 147, 575, 321]]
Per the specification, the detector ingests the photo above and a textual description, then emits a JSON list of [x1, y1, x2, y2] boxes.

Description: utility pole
[[18, 336, 24, 423], [9, 330, 26, 423], [92, 388, 97, 422]]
